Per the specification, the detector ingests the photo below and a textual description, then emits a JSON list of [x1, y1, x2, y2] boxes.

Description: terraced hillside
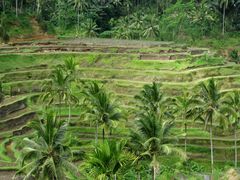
[[0, 38, 239, 178]]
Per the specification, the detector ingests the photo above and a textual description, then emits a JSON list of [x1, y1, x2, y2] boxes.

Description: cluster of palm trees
[[17, 59, 240, 179]]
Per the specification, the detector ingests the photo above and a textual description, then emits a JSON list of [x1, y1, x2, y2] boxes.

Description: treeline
[[0, 0, 240, 42]]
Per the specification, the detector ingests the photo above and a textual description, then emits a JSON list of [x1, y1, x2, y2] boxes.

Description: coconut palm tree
[[60, 58, 79, 122], [82, 82, 121, 143], [219, 0, 229, 35], [41, 67, 70, 117], [36, 0, 43, 16], [173, 92, 199, 153], [82, 82, 103, 143], [71, 0, 88, 34], [198, 79, 224, 174], [82, 19, 99, 37], [130, 112, 186, 180], [16, 112, 78, 179], [134, 82, 167, 115], [222, 91, 240, 168], [61, 58, 78, 81], [15, 0, 18, 17], [82, 140, 134, 179]]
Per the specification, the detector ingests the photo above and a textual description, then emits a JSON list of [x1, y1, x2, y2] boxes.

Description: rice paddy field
[[0, 38, 239, 179]]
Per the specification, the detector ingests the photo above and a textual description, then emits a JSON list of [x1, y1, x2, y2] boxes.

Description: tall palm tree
[[219, 0, 229, 35], [82, 82, 103, 144], [130, 112, 186, 180], [222, 91, 240, 168], [72, 0, 88, 34], [16, 112, 78, 179], [15, 0, 18, 17], [83, 82, 121, 143], [198, 79, 223, 174], [41, 67, 70, 119], [36, 0, 43, 16], [60, 58, 79, 122], [82, 140, 134, 179], [135, 82, 166, 115], [173, 92, 199, 153]]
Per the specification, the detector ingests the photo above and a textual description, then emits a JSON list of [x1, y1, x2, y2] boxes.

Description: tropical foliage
[[0, 0, 240, 41], [16, 112, 78, 179]]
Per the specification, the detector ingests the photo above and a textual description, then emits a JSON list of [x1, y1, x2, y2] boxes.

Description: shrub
[[0, 14, 10, 43], [229, 49, 239, 63]]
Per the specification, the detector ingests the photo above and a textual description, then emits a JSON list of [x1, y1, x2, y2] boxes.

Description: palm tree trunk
[[184, 122, 187, 153], [210, 123, 214, 175], [235, 126, 237, 168], [95, 121, 98, 144], [15, 0, 18, 17], [152, 166, 156, 180], [77, 9, 80, 34], [59, 95, 61, 120], [222, 6, 225, 35], [137, 172, 141, 180], [20, 0, 23, 13], [68, 104, 71, 123], [102, 128, 105, 141]]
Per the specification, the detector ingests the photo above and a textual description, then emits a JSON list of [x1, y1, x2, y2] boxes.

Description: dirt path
[[10, 18, 55, 43], [0, 171, 15, 180]]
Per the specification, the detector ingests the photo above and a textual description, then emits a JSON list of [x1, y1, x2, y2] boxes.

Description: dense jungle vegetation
[[0, 0, 240, 46]]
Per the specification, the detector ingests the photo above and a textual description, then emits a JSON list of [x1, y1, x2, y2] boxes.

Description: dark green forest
[[0, 0, 240, 43]]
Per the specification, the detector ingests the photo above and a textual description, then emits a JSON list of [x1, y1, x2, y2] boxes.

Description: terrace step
[[0, 112, 36, 132], [139, 53, 189, 61], [0, 97, 27, 118], [0, 170, 16, 179], [3, 80, 47, 95], [0, 108, 30, 122], [1, 69, 52, 83]]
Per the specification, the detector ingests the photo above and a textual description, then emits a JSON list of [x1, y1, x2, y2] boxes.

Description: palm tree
[[16, 112, 78, 179], [142, 15, 160, 39], [61, 58, 78, 81], [219, 0, 229, 35], [41, 67, 70, 119], [60, 59, 79, 122], [222, 91, 240, 168], [82, 140, 134, 179], [82, 82, 103, 144], [82, 19, 99, 37], [15, 0, 18, 17], [130, 112, 186, 180], [198, 79, 223, 174], [135, 82, 166, 115], [72, 0, 88, 34], [82, 82, 121, 143], [173, 92, 199, 153]]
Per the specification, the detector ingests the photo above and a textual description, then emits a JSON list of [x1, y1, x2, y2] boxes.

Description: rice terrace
[[0, 0, 240, 179]]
